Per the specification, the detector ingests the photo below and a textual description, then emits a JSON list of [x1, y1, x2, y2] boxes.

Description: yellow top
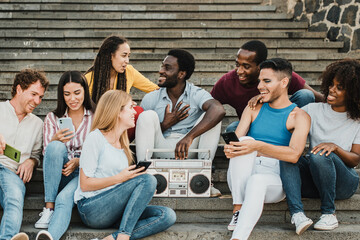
[[85, 64, 158, 95]]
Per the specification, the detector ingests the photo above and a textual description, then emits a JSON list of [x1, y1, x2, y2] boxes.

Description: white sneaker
[[314, 214, 338, 230], [36, 230, 53, 240], [227, 210, 239, 231], [210, 184, 221, 197], [11, 233, 29, 240], [35, 208, 54, 229], [291, 212, 313, 235]]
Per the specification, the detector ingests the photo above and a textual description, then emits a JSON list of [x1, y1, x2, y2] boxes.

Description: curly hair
[[86, 35, 128, 103], [320, 59, 360, 120], [11, 69, 49, 97]]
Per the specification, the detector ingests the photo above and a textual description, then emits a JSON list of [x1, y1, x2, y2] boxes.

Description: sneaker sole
[[227, 225, 236, 231], [34, 223, 49, 229], [296, 220, 313, 235], [314, 223, 338, 231], [210, 193, 222, 197]]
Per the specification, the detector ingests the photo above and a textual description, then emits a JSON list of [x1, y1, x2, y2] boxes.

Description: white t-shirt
[[74, 129, 129, 203], [302, 103, 360, 151]]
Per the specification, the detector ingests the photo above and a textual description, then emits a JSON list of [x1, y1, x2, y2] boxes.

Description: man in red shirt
[[211, 40, 323, 132]]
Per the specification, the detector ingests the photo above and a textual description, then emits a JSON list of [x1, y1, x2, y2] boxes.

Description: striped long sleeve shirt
[[43, 108, 93, 160]]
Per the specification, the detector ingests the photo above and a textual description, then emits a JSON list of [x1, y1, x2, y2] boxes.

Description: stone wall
[[270, 0, 360, 52]]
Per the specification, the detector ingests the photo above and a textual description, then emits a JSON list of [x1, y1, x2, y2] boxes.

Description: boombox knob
[[190, 174, 210, 194], [154, 174, 167, 194]]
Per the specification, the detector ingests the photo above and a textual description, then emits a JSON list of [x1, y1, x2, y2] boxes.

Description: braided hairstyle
[[320, 59, 360, 120], [86, 36, 128, 103]]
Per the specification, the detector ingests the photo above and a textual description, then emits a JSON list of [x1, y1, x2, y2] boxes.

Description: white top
[[74, 129, 129, 203], [0, 100, 43, 173], [302, 103, 360, 151]]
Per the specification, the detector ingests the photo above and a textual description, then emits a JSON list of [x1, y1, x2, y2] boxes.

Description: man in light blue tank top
[[224, 58, 311, 240]]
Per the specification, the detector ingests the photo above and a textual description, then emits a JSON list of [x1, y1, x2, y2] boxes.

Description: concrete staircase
[[0, 0, 359, 239]]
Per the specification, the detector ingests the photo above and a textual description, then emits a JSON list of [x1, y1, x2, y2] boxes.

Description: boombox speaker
[[146, 149, 212, 197]]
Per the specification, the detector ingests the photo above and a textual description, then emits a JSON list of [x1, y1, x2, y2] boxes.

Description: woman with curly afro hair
[[281, 59, 360, 235]]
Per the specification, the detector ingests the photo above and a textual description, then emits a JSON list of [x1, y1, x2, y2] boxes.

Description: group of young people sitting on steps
[[0, 37, 359, 240]]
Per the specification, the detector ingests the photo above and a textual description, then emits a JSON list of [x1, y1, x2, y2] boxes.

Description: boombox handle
[[145, 149, 211, 161]]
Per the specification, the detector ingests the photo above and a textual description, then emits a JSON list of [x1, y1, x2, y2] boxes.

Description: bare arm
[[225, 108, 310, 163], [234, 106, 253, 137], [175, 99, 225, 159], [311, 143, 360, 168], [79, 166, 146, 192], [303, 83, 324, 102]]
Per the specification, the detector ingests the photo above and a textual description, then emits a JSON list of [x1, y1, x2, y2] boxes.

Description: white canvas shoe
[[35, 207, 54, 229], [291, 212, 313, 235], [314, 214, 338, 230]]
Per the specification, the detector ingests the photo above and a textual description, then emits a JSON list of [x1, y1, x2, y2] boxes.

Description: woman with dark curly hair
[[85, 35, 159, 141], [280, 59, 360, 235]]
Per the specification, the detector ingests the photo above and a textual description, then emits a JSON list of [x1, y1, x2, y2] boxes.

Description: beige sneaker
[[11, 233, 29, 240], [210, 184, 221, 197]]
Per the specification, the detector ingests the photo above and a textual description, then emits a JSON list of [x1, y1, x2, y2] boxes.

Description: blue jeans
[[225, 89, 315, 133], [77, 174, 176, 240], [43, 141, 79, 240], [0, 164, 26, 240], [280, 152, 359, 216]]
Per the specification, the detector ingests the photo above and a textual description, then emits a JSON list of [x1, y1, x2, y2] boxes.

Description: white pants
[[227, 137, 285, 240], [135, 110, 221, 161]]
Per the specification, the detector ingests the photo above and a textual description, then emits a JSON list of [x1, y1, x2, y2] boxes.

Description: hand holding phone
[[221, 132, 239, 144], [4, 144, 21, 163], [57, 117, 75, 140], [134, 161, 151, 172]]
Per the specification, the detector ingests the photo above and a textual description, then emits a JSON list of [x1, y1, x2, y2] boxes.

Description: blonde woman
[[74, 90, 176, 240]]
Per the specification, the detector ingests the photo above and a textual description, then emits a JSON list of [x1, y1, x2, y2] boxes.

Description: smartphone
[[221, 132, 239, 144], [134, 161, 151, 172], [4, 144, 21, 163], [58, 117, 75, 138]]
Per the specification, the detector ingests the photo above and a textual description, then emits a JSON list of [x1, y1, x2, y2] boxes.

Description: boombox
[[146, 149, 212, 197]]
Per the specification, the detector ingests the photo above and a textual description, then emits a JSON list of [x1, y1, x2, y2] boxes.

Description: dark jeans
[[280, 152, 359, 215]]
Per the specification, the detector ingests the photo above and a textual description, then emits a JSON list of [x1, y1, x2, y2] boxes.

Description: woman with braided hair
[[85, 36, 158, 141]]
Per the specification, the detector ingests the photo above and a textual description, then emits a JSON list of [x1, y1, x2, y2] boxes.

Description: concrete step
[[0, 60, 344, 76], [0, 39, 343, 52], [0, 30, 327, 40], [3, 52, 358, 62], [18, 223, 360, 240], [1, 0, 264, 4], [11, 194, 360, 233], [0, 11, 293, 20], [0, 3, 277, 12], [0, 19, 309, 30], [5, 194, 359, 224]]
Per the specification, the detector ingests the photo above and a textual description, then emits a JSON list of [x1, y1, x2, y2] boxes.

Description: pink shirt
[[43, 108, 93, 160]]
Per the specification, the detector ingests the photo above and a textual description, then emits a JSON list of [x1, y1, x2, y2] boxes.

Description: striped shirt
[[43, 108, 93, 160]]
